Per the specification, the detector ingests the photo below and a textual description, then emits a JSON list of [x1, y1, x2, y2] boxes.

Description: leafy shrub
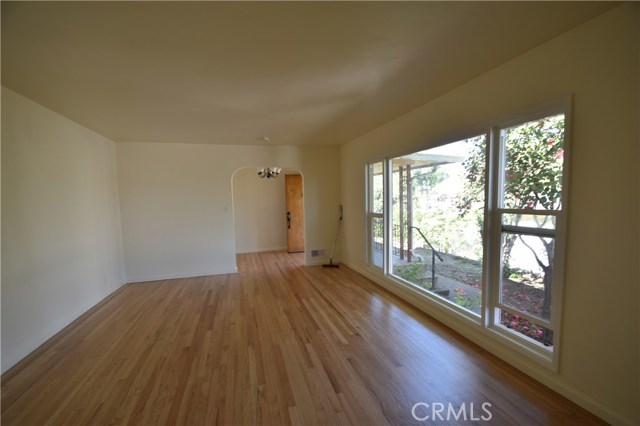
[[453, 287, 480, 310], [393, 262, 424, 283]]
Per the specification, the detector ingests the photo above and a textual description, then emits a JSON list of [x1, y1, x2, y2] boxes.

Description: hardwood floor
[[2, 251, 604, 425]]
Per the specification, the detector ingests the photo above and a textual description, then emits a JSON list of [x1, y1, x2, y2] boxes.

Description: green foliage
[[372, 173, 384, 213], [453, 287, 481, 310], [392, 166, 446, 230], [411, 168, 448, 197], [458, 116, 564, 214], [456, 136, 487, 217], [417, 205, 482, 258], [503, 115, 564, 211], [503, 266, 527, 280], [393, 262, 424, 283]]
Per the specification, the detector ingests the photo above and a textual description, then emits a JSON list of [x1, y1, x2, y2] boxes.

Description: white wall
[[340, 4, 638, 425], [116, 143, 340, 282], [1, 87, 126, 373], [232, 168, 291, 253]]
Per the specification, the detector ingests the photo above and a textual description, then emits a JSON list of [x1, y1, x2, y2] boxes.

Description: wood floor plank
[[2, 251, 605, 425]]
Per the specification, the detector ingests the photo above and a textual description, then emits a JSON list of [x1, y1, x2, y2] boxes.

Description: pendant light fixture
[[257, 166, 282, 178]]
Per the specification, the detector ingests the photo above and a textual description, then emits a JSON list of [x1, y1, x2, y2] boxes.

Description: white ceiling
[[1, 2, 617, 146]]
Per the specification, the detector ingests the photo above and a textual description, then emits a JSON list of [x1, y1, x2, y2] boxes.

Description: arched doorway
[[231, 167, 305, 254]]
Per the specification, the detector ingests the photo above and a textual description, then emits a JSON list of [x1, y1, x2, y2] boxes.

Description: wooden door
[[285, 174, 305, 253]]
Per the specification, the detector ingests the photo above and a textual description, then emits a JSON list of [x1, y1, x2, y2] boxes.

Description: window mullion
[[501, 225, 555, 238], [383, 158, 393, 275], [499, 208, 560, 216], [497, 303, 553, 329], [487, 126, 503, 328]]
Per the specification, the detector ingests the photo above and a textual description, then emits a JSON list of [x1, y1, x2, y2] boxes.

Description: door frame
[[230, 167, 306, 255]]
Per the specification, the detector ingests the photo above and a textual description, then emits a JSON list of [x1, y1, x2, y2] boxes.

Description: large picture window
[[366, 101, 569, 365], [389, 136, 486, 315]]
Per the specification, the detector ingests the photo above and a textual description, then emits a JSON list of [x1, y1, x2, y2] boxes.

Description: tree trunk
[[502, 234, 517, 277], [540, 239, 554, 346], [540, 239, 554, 320]]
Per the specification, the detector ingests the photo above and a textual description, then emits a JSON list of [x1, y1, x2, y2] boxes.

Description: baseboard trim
[[1, 279, 127, 374], [305, 257, 342, 266], [126, 269, 238, 284], [235, 247, 288, 254]]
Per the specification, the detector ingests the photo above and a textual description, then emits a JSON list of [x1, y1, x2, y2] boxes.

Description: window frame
[[486, 100, 571, 368], [365, 97, 571, 370], [366, 161, 386, 270]]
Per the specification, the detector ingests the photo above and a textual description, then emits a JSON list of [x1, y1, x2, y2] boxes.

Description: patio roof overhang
[[392, 153, 465, 170], [371, 153, 465, 174]]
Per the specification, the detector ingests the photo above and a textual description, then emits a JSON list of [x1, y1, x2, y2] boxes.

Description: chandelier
[[257, 166, 282, 179]]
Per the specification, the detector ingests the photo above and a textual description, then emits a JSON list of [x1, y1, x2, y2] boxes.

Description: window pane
[[500, 309, 554, 347], [500, 233, 555, 321], [502, 114, 564, 210], [371, 216, 384, 268], [371, 162, 384, 214], [390, 136, 486, 314], [502, 213, 555, 230]]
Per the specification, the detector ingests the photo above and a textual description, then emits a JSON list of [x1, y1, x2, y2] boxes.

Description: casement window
[[366, 100, 569, 366]]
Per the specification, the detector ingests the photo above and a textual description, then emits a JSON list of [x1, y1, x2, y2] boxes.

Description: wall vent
[[311, 249, 325, 257]]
